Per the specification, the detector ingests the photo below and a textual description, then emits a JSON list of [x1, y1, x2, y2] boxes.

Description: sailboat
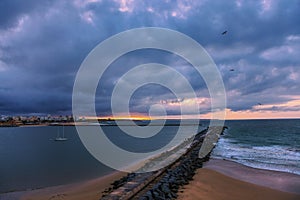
[[55, 125, 68, 141]]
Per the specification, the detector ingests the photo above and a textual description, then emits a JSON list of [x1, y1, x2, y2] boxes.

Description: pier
[[101, 126, 225, 200]]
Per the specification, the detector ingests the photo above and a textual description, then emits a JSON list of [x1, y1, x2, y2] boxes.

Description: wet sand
[[178, 159, 300, 200], [204, 159, 300, 194]]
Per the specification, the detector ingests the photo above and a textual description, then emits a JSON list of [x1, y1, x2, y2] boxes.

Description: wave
[[212, 137, 300, 175]]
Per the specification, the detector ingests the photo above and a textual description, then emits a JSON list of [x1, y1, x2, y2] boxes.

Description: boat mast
[[57, 126, 60, 138]]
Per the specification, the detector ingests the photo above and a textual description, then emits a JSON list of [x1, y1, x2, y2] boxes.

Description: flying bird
[[222, 30, 227, 35], [230, 69, 235, 72], [257, 103, 262, 105]]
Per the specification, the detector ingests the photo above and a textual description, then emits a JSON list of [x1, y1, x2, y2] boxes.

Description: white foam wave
[[212, 137, 300, 175]]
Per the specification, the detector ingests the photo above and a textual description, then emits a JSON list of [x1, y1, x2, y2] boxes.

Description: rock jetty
[[101, 126, 225, 200]]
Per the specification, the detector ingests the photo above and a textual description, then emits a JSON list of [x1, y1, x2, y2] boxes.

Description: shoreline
[[178, 158, 300, 200], [2, 142, 300, 199], [1, 158, 299, 199], [178, 168, 300, 200], [204, 158, 300, 194], [0, 128, 208, 200], [0, 171, 126, 200], [0, 130, 198, 200]]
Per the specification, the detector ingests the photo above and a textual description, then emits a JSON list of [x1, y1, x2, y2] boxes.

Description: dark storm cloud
[[0, 0, 55, 29], [0, 0, 299, 116]]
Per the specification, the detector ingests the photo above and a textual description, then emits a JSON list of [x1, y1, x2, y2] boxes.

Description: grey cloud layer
[[0, 0, 299, 115]]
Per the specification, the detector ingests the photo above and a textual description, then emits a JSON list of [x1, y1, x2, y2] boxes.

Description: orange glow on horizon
[[83, 112, 300, 121], [224, 98, 300, 120], [83, 98, 300, 120], [84, 109, 300, 120], [203, 109, 300, 120], [84, 114, 152, 121]]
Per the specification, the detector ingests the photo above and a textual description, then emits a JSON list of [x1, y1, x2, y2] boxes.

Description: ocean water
[[212, 119, 300, 175], [0, 123, 202, 193], [1, 119, 299, 194]]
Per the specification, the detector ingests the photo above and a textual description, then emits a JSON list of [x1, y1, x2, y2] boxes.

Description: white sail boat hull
[[55, 137, 68, 141]]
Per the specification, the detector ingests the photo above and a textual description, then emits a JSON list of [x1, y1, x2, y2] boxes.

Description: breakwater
[[101, 126, 225, 200]]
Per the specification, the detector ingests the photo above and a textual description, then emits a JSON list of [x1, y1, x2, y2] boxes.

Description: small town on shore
[[0, 115, 87, 127]]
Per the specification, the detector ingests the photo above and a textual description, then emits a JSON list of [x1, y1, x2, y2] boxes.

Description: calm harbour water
[[1, 119, 300, 193], [0, 123, 201, 193], [0, 126, 112, 193]]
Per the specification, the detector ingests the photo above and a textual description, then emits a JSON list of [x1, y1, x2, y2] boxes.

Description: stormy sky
[[0, 0, 299, 118]]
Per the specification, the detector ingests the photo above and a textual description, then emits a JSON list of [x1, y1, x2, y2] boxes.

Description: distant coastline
[[1, 117, 300, 128], [0, 119, 203, 127], [0, 122, 74, 127]]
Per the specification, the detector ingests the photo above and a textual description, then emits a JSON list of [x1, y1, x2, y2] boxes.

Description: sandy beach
[[178, 159, 300, 200], [2, 159, 300, 200], [204, 159, 300, 194], [5, 171, 126, 200], [23, 160, 300, 200], [1, 160, 299, 200]]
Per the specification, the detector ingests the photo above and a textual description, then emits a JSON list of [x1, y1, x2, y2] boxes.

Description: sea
[[0, 119, 299, 194], [212, 119, 300, 175]]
